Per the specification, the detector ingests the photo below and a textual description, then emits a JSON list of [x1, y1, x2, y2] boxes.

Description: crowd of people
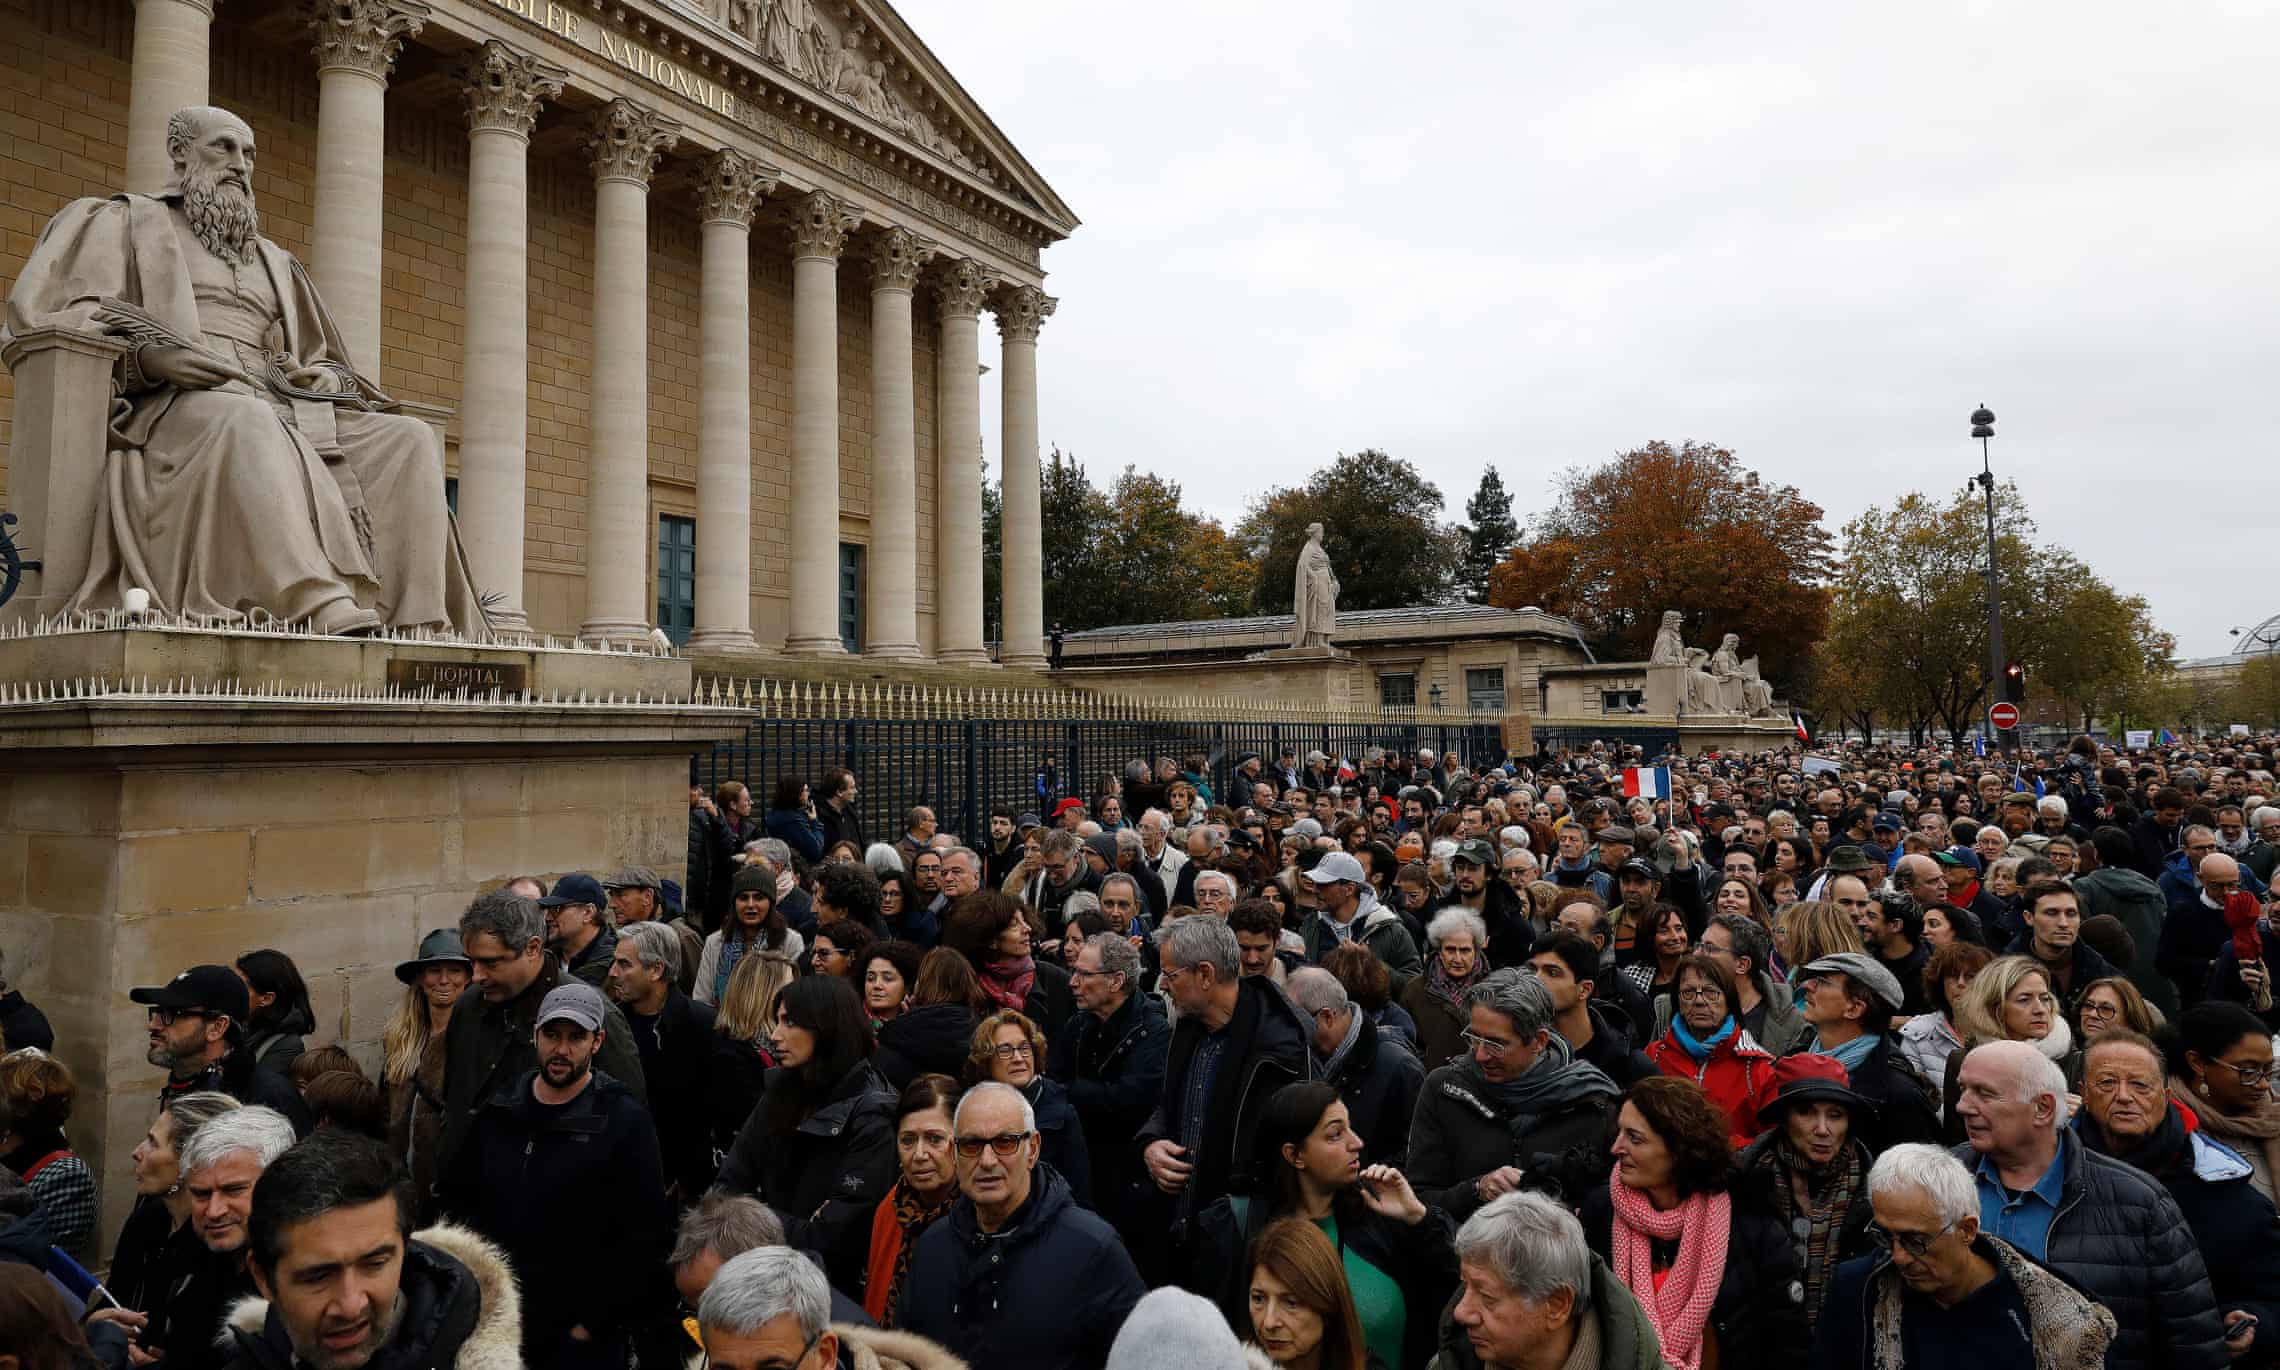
[[11, 733, 2280, 1370]]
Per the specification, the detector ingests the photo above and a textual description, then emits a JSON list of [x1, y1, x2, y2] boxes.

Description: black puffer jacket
[[1405, 1055, 1620, 1220], [2079, 1110, 2280, 1369], [873, 1004, 976, 1090], [1579, 1178, 1807, 1370], [716, 1058, 900, 1293], [1950, 1130, 2227, 1370], [1323, 1015, 1426, 1167]]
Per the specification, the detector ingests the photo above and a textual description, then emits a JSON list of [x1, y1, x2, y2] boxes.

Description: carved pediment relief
[[670, 0, 1071, 230]]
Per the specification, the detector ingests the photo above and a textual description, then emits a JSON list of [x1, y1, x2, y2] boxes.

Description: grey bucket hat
[[394, 928, 472, 985]]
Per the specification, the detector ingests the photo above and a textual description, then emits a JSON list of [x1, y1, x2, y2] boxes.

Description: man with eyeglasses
[[1050, 932, 1168, 1260], [2244, 807, 2280, 885], [1813, 1142, 2116, 1370], [896, 1081, 1142, 1368], [132, 964, 309, 1131], [696, 1244, 952, 1370], [1950, 1039, 2223, 1370]]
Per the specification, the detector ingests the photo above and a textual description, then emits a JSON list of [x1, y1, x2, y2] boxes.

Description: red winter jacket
[[1645, 1023, 1780, 1147]]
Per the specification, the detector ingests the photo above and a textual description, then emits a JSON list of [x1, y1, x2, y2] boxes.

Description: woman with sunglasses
[[965, 1009, 1090, 1207], [2170, 999, 2280, 1202], [1191, 1083, 1455, 1370]]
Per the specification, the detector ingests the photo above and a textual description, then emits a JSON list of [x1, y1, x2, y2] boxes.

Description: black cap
[[538, 872, 606, 909], [130, 964, 251, 1022], [1616, 857, 1660, 882]]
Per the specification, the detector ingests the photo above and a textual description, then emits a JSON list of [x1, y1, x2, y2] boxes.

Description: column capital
[[140, 0, 220, 18], [995, 285, 1057, 343], [310, 0, 428, 80], [698, 148, 779, 228], [587, 99, 680, 188], [930, 257, 998, 318], [867, 227, 934, 293], [786, 189, 861, 260], [462, 40, 564, 138]]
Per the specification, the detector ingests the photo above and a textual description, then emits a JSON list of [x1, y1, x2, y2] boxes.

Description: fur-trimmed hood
[[222, 1222, 520, 1370]]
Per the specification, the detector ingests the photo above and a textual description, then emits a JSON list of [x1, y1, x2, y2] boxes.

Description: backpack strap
[[18, 1150, 68, 1181]]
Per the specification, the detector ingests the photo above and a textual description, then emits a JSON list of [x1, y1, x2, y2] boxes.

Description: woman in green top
[[1191, 1082, 1458, 1370]]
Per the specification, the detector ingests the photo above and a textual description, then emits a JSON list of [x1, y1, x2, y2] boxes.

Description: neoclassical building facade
[[0, 0, 1076, 664]]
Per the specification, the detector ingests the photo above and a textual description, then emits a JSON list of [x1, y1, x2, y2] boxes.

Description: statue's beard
[[181, 165, 259, 264]]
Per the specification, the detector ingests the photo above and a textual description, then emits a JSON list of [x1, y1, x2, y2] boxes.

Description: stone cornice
[[785, 189, 859, 260], [994, 285, 1055, 344], [930, 258, 997, 318], [461, 39, 565, 137], [586, 97, 680, 186], [311, 0, 431, 80], [697, 147, 778, 228], [866, 227, 932, 293]]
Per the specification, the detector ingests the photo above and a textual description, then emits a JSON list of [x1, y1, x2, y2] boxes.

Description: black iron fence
[[688, 680, 1505, 845]]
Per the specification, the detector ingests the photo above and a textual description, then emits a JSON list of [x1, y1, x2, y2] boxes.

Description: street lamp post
[[1972, 405, 2005, 749]]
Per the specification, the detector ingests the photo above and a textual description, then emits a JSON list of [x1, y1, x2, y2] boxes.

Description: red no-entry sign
[[1990, 702, 2020, 730]]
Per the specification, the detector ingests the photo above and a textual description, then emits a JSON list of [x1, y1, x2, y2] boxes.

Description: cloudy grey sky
[[902, 0, 2280, 659]]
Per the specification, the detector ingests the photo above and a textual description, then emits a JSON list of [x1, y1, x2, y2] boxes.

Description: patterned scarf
[[1425, 954, 1485, 1011], [881, 1179, 955, 1328], [1761, 1135, 1863, 1325], [1607, 1168, 1731, 1370], [979, 955, 1037, 1014]]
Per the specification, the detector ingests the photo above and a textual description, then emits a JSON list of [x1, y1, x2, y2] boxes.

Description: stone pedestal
[[0, 626, 743, 1235], [0, 328, 130, 629]]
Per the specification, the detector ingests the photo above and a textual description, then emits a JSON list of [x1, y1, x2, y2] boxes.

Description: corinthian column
[[311, 0, 429, 372], [687, 149, 779, 657], [579, 99, 681, 647], [931, 259, 995, 666], [126, 0, 220, 193], [995, 285, 1055, 670], [456, 42, 562, 638], [864, 227, 931, 661], [783, 190, 861, 656]]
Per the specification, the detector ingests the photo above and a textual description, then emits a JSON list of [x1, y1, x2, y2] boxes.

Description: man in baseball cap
[[1431, 835, 1535, 971], [438, 977, 670, 1366], [1794, 953, 1940, 1151], [539, 872, 617, 991], [131, 965, 309, 1126], [1300, 850, 1423, 992]]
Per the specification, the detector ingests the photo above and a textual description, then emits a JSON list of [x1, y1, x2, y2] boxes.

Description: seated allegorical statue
[[2, 105, 490, 638]]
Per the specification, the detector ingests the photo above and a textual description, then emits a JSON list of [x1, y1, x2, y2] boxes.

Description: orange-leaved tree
[[1486, 440, 1831, 694]]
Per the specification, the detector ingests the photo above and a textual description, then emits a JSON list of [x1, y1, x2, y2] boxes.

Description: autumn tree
[[1458, 467, 1519, 604], [1825, 484, 2173, 743], [1486, 441, 1831, 692], [2229, 656, 2280, 729], [1239, 449, 1463, 613]]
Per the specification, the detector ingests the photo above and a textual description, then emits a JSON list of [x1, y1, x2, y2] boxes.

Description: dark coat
[[2075, 864, 2178, 1017], [2002, 928, 2120, 1021], [1426, 881, 1538, 971], [1575, 1004, 1660, 1090], [1813, 1234, 2118, 1370], [819, 798, 867, 855], [434, 953, 647, 1193], [1405, 1059, 1620, 1220], [874, 1004, 976, 1090], [1047, 989, 1170, 1228], [438, 1069, 670, 1353], [1580, 1180, 1808, 1370], [1023, 958, 1079, 1039], [159, 1045, 312, 1136], [1136, 975, 1313, 1222], [626, 987, 720, 1199], [1025, 1075, 1093, 1208], [894, 1167, 1145, 1370], [707, 1030, 774, 1159], [0, 990, 52, 1053], [1323, 1014, 1426, 1167], [715, 1058, 900, 1293], [223, 1226, 519, 1370], [766, 805, 828, 864], [1190, 1192, 1458, 1370], [1950, 1129, 2227, 1370], [1399, 972, 1471, 1073], [2079, 1110, 2280, 1369], [1734, 1130, 1875, 1319], [686, 807, 715, 928]]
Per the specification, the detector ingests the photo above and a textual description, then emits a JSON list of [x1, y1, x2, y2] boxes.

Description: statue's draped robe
[[3, 192, 489, 636], [1708, 641, 1748, 714], [1293, 540, 1338, 647]]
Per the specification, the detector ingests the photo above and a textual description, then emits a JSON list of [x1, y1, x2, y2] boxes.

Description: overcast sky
[[902, 0, 2280, 660]]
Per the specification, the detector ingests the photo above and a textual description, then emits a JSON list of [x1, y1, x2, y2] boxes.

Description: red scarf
[[980, 955, 1036, 1014], [1607, 1167, 1731, 1370]]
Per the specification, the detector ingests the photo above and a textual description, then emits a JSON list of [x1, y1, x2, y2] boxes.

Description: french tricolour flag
[[1622, 766, 1672, 800]]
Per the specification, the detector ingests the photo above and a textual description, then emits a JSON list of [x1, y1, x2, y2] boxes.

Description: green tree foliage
[[1239, 449, 1463, 613], [1486, 441, 1831, 692], [1458, 467, 1519, 604], [1825, 484, 2173, 743], [2227, 656, 2280, 730]]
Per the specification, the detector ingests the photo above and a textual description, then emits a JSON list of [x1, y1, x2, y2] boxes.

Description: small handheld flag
[[1623, 766, 1672, 800], [1791, 710, 1811, 744], [2156, 727, 2179, 746]]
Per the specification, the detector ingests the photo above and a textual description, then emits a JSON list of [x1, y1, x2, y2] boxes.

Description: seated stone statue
[[2, 106, 488, 637], [1740, 656, 1776, 717], [1681, 647, 1723, 715]]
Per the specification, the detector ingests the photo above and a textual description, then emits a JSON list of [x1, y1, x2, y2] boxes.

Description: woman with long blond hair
[[1939, 955, 2077, 1140], [708, 949, 798, 1161], [382, 930, 471, 1204]]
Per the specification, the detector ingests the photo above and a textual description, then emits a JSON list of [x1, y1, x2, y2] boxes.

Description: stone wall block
[[26, 835, 121, 914], [251, 818, 447, 900], [462, 811, 611, 881]]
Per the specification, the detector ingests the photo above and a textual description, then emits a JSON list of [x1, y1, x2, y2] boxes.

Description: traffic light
[[2002, 662, 2026, 703]]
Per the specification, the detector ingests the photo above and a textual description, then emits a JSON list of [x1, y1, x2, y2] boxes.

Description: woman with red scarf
[[941, 891, 1076, 1037], [1578, 1075, 1804, 1370]]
